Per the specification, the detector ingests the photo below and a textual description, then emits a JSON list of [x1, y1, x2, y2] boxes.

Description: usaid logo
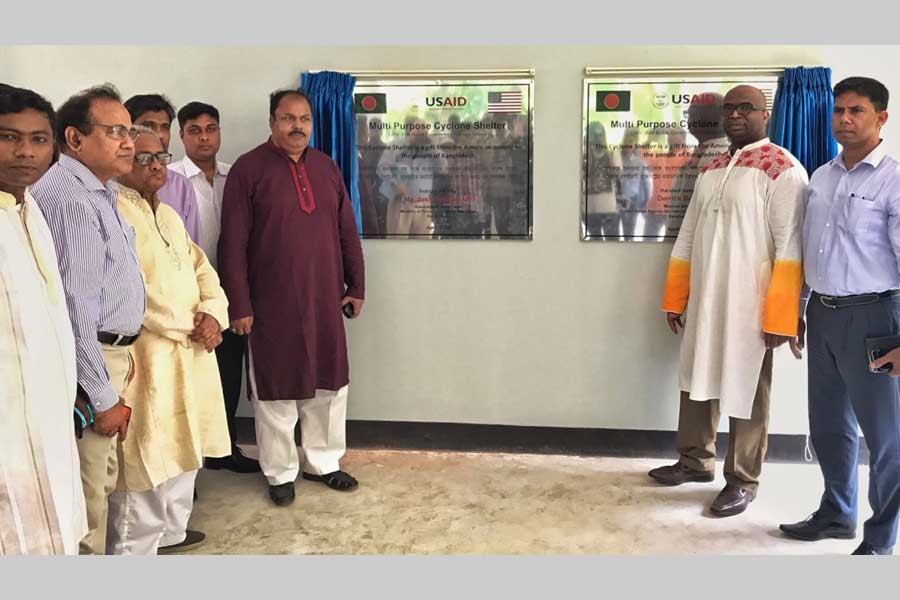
[[652, 93, 669, 108], [672, 93, 718, 105], [425, 96, 468, 108]]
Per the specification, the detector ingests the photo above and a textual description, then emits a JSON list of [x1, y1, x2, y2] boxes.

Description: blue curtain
[[299, 70, 362, 232], [769, 66, 838, 177]]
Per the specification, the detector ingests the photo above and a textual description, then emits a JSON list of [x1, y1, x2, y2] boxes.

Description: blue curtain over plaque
[[769, 66, 838, 176], [300, 70, 362, 232]]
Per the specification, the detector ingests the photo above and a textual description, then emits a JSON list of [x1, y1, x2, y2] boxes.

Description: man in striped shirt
[[32, 83, 146, 555]]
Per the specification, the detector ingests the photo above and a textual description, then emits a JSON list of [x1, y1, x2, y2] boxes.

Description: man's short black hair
[[124, 93, 176, 123], [177, 101, 220, 128], [269, 89, 311, 118], [55, 83, 122, 147], [834, 77, 889, 111], [0, 84, 56, 127]]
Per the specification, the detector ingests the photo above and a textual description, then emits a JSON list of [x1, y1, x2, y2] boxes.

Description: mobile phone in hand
[[870, 348, 893, 373], [865, 335, 900, 374], [74, 412, 85, 439], [342, 303, 355, 318]]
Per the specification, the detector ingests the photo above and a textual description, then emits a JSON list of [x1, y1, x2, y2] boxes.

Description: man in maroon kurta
[[218, 90, 365, 506]]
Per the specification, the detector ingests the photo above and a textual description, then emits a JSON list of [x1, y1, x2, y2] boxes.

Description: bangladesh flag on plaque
[[354, 93, 387, 114], [595, 90, 630, 112]]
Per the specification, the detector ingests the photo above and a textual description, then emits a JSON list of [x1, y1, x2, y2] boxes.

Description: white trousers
[[106, 469, 197, 555], [248, 344, 349, 485], [252, 386, 349, 485]]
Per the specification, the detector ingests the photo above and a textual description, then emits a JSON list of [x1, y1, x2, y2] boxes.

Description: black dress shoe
[[231, 449, 261, 473], [269, 482, 295, 507], [157, 530, 206, 554], [204, 456, 234, 470], [204, 449, 261, 474], [852, 542, 893, 555], [779, 511, 856, 541], [648, 462, 715, 486], [709, 483, 755, 517]]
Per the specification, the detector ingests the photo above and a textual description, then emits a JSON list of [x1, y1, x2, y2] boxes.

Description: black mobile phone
[[73, 412, 85, 439], [342, 303, 355, 318], [870, 348, 893, 373], [865, 335, 900, 373]]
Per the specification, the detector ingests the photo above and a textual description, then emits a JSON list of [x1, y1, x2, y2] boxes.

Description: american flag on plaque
[[487, 90, 522, 113]]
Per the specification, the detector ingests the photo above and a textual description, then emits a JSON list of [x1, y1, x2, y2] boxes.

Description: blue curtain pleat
[[299, 70, 362, 232], [769, 66, 838, 176]]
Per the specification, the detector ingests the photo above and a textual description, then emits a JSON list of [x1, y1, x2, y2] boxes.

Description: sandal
[[302, 470, 358, 491]]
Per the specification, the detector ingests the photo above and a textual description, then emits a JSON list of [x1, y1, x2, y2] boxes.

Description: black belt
[[97, 331, 140, 346], [815, 289, 900, 309]]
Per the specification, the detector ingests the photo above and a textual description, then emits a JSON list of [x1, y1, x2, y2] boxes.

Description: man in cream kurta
[[105, 128, 230, 555], [1, 190, 88, 556], [0, 85, 87, 554], [649, 86, 808, 517]]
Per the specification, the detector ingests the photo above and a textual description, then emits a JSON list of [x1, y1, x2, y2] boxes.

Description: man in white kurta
[[0, 85, 87, 554], [649, 86, 808, 517], [105, 128, 231, 555]]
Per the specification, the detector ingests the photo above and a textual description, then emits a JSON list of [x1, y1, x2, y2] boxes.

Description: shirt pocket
[[847, 195, 885, 233]]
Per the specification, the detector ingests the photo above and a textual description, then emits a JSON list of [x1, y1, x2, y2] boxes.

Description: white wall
[[4, 44, 894, 434]]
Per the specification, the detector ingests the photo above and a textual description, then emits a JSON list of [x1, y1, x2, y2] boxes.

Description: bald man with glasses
[[650, 85, 808, 518]]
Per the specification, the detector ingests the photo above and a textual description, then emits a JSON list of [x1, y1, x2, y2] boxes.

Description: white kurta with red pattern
[[661, 138, 808, 419]]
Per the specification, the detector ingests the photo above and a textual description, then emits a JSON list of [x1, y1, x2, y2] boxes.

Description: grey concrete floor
[[187, 448, 872, 555]]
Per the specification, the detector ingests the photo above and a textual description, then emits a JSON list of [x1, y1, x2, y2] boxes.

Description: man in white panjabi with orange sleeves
[[648, 85, 808, 518]]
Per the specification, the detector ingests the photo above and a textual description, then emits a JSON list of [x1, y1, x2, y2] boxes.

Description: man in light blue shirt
[[780, 77, 900, 555]]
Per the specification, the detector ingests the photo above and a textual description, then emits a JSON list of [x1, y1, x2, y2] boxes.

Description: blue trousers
[[807, 293, 900, 550]]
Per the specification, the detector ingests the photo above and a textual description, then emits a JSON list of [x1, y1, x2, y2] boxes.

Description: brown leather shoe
[[709, 483, 755, 517], [648, 462, 715, 486]]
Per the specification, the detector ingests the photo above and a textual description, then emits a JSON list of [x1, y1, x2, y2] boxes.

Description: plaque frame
[[581, 66, 783, 242], [350, 72, 535, 241]]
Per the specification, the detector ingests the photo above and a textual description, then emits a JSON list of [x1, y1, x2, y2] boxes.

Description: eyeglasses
[[184, 124, 221, 136], [276, 114, 312, 125], [721, 103, 766, 116], [83, 122, 138, 141], [134, 151, 173, 166], [136, 120, 170, 133]]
